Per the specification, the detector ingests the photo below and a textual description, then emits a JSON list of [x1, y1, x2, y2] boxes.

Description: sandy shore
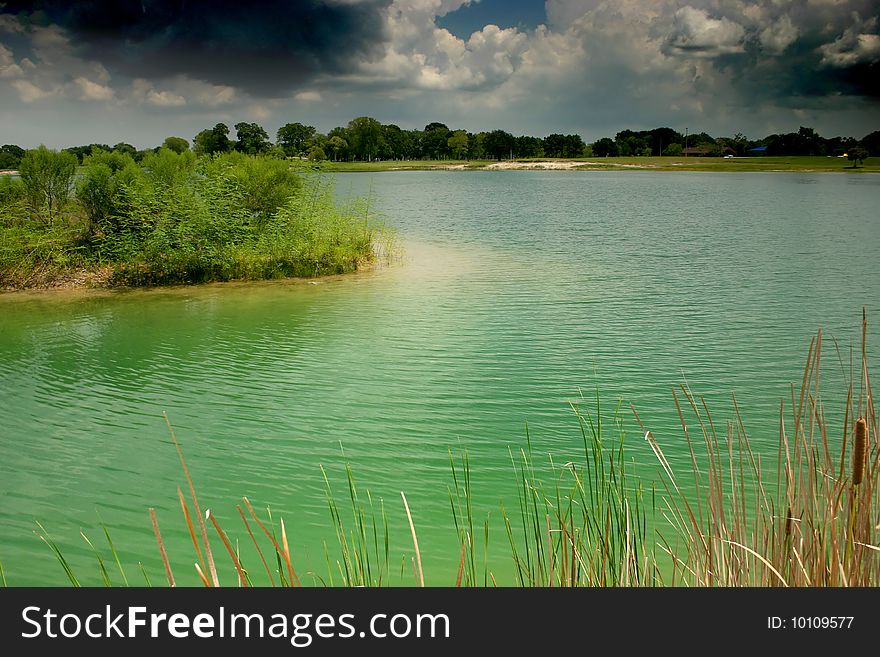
[[483, 160, 659, 170], [484, 160, 583, 170]]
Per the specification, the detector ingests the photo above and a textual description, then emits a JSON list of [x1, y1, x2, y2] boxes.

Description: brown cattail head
[[784, 506, 793, 537], [852, 418, 867, 486]]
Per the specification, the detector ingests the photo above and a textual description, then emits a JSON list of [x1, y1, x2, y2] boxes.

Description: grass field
[[325, 156, 879, 174]]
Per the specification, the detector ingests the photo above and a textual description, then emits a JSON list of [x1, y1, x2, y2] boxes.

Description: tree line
[[0, 120, 876, 170]]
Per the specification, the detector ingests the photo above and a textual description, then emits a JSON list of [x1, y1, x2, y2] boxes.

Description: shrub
[[18, 146, 78, 220], [204, 152, 302, 222], [142, 148, 197, 189]]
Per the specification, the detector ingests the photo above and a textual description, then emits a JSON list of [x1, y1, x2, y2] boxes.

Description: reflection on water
[[1, 171, 878, 585]]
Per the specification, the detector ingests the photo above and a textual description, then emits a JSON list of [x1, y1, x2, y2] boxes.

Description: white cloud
[[74, 76, 114, 101], [760, 14, 799, 54], [350, 1, 529, 91], [819, 18, 880, 67], [130, 79, 186, 106], [294, 90, 323, 102], [0, 43, 23, 78], [665, 6, 746, 57], [11, 79, 52, 102]]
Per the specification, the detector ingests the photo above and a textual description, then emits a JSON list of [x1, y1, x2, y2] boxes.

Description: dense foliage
[[6, 122, 873, 169], [0, 147, 387, 289]]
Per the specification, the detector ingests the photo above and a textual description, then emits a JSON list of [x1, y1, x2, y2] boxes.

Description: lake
[[1, 170, 878, 585]]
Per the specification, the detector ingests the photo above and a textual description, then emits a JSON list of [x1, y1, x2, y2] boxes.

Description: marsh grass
[[0, 152, 392, 290], [14, 314, 880, 586]]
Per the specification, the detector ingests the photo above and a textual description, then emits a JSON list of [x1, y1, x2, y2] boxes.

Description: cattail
[[784, 506, 793, 537], [852, 418, 867, 486]]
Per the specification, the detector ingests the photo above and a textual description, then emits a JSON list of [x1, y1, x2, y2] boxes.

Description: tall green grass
[[0, 148, 392, 289], [10, 314, 879, 586]]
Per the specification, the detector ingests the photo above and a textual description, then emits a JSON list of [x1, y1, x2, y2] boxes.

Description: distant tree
[[18, 146, 78, 219], [483, 130, 515, 160], [543, 133, 566, 158], [64, 144, 112, 164], [847, 146, 869, 168], [515, 135, 543, 158], [649, 127, 682, 155], [563, 134, 586, 157], [615, 130, 648, 156], [731, 133, 749, 155], [112, 142, 137, 158], [265, 145, 287, 160], [326, 135, 348, 162], [663, 143, 683, 156], [308, 145, 327, 162], [422, 122, 451, 159], [193, 123, 233, 156], [234, 122, 271, 155], [860, 130, 880, 155], [347, 117, 384, 161], [84, 148, 137, 173], [380, 124, 405, 160], [470, 132, 488, 160], [277, 122, 316, 157], [162, 136, 190, 154], [448, 130, 469, 159], [0, 144, 25, 169], [592, 137, 617, 157]]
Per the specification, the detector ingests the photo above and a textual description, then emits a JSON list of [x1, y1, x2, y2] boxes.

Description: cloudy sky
[[1, 0, 878, 148]]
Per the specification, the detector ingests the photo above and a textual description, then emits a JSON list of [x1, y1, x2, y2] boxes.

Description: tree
[[64, 143, 112, 164], [543, 133, 566, 158], [326, 135, 348, 162], [422, 122, 451, 159], [515, 135, 543, 158], [563, 134, 586, 157], [0, 144, 25, 170], [234, 122, 271, 155], [277, 122, 316, 157], [592, 137, 618, 157], [308, 146, 327, 162], [483, 130, 515, 160], [193, 123, 232, 156], [448, 130, 469, 159], [847, 146, 869, 168], [18, 146, 78, 219], [649, 127, 682, 156], [112, 142, 138, 158], [663, 143, 683, 156], [162, 136, 190, 154], [860, 130, 880, 155], [347, 117, 384, 161]]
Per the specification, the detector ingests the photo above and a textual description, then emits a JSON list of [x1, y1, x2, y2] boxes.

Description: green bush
[[76, 151, 144, 236], [18, 146, 78, 220], [142, 148, 197, 189], [202, 152, 302, 222], [0, 176, 25, 207], [2, 151, 388, 288]]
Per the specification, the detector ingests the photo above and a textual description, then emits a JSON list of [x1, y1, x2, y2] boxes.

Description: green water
[[1, 171, 878, 585]]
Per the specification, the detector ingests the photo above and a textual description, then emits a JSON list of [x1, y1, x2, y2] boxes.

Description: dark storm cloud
[[659, 1, 880, 101], [0, 0, 392, 96]]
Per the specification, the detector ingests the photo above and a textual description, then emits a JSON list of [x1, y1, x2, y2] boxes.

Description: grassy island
[[0, 147, 389, 291]]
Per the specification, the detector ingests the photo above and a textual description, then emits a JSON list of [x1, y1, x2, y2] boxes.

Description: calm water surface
[[1, 170, 878, 584]]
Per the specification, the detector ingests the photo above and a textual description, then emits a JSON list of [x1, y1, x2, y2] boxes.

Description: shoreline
[[325, 156, 879, 174], [0, 258, 382, 296]]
